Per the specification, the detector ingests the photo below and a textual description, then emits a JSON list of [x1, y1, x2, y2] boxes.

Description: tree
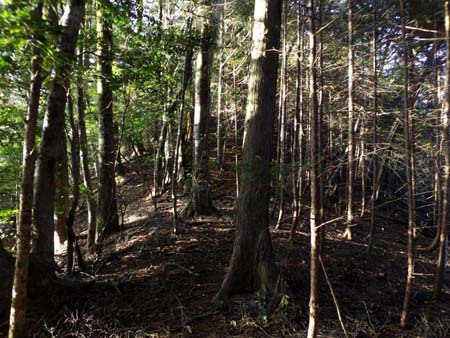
[[32, 0, 86, 266], [184, 0, 218, 217], [96, 0, 119, 239], [306, 0, 319, 336], [399, 0, 416, 327], [367, 0, 378, 255], [343, 0, 355, 240], [433, 0, 450, 300], [8, 3, 44, 337], [215, 0, 281, 303]]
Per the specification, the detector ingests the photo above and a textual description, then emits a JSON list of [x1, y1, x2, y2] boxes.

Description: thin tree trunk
[[291, 0, 303, 238], [8, 3, 44, 337], [96, 0, 119, 239], [77, 46, 97, 252], [67, 85, 82, 275], [367, 0, 378, 255], [433, 0, 450, 300], [232, 64, 240, 198], [185, 0, 218, 217], [216, 0, 225, 170], [275, 0, 287, 230], [344, 0, 355, 240], [172, 46, 194, 233], [399, 0, 416, 327], [307, 0, 319, 336], [214, 0, 281, 304]]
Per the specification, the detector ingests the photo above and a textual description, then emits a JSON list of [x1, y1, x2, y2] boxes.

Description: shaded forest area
[[0, 0, 450, 337]]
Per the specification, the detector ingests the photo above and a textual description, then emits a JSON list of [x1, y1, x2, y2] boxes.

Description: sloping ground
[[2, 165, 449, 337]]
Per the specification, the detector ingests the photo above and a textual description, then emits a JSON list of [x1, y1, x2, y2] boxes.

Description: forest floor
[[9, 160, 450, 337]]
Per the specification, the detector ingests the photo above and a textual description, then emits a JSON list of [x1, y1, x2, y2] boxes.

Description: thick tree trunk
[[214, 0, 281, 305], [433, 0, 450, 300], [8, 4, 44, 336], [96, 0, 119, 239], [306, 0, 319, 336], [32, 0, 86, 266]]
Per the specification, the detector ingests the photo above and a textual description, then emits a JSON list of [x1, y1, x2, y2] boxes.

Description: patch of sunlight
[[54, 231, 67, 255]]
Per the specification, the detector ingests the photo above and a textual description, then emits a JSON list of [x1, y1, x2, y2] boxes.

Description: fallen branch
[[319, 255, 349, 338]]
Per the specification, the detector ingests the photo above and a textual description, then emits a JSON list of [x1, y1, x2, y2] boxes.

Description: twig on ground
[[166, 262, 199, 277]]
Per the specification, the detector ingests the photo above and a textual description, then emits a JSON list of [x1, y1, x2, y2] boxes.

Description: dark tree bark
[[214, 0, 281, 304], [32, 0, 86, 266], [172, 45, 194, 233], [8, 3, 44, 337], [96, 0, 119, 239]]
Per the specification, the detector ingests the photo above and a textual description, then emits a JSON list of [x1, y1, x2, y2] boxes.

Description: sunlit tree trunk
[[433, 0, 450, 300], [32, 0, 86, 266], [344, 0, 355, 240], [399, 0, 416, 327], [306, 0, 319, 337], [185, 0, 218, 217], [291, 0, 304, 238], [216, 0, 225, 170], [8, 3, 44, 337], [214, 0, 281, 303], [77, 43, 97, 252], [96, 0, 119, 239], [275, 0, 287, 229]]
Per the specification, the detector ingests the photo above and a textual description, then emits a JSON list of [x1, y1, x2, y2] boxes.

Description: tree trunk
[[344, 0, 355, 240], [184, 0, 218, 217], [96, 0, 119, 239], [67, 85, 81, 275], [54, 139, 70, 245], [306, 0, 320, 336], [216, 0, 225, 170], [77, 45, 97, 252], [399, 0, 416, 327], [8, 3, 44, 337], [214, 0, 281, 304], [32, 0, 86, 266], [433, 0, 450, 300], [291, 1, 304, 238], [172, 43, 194, 232], [275, 0, 287, 230], [367, 0, 378, 255]]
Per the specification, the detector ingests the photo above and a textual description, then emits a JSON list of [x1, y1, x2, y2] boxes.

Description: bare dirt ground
[[5, 161, 450, 338]]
